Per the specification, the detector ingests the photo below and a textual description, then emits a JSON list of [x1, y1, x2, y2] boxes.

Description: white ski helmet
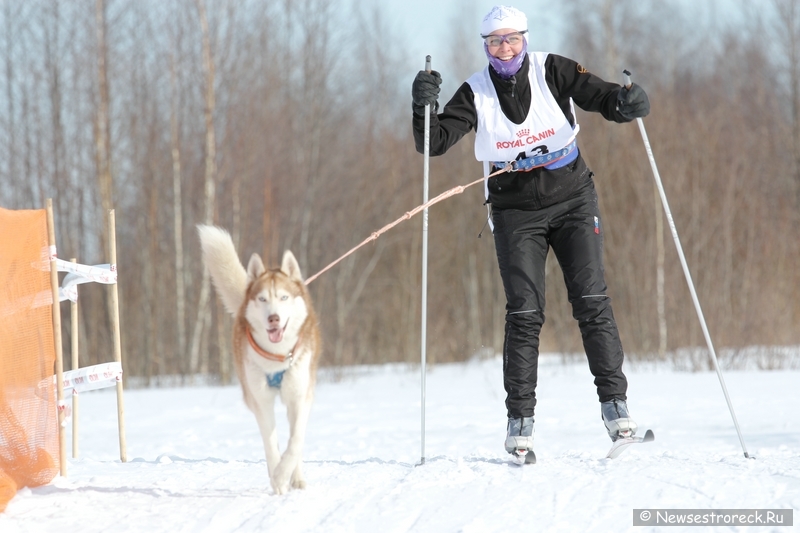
[[480, 5, 528, 37]]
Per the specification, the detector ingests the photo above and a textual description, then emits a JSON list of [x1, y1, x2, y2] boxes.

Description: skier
[[411, 5, 650, 461]]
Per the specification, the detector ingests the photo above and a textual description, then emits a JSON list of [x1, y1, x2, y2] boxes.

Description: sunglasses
[[482, 31, 527, 47]]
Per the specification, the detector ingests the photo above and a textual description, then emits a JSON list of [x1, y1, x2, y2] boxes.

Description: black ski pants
[[491, 178, 628, 420]]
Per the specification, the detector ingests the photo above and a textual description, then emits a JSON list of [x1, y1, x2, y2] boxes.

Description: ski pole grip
[[425, 55, 431, 73], [622, 69, 632, 89]]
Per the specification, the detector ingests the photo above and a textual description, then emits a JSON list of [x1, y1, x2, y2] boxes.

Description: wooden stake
[[108, 209, 128, 462], [46, 199, 67, 477], [70, 258, 79, 459]]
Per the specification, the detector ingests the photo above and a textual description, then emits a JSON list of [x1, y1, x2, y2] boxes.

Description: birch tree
[[189, 0, 218, 377]]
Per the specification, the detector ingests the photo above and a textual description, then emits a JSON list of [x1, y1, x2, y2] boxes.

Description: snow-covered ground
[[1, 356, 798, 532]]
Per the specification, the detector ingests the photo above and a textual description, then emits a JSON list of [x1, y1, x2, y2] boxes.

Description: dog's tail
[[197, 225, 247, 316]]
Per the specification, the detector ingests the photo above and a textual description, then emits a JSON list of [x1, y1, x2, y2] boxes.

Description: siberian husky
[[197, 225, 321, 495]]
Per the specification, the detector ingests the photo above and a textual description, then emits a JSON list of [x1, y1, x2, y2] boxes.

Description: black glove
[[617, 83, 650, 119], [412, 70, 442, 109]]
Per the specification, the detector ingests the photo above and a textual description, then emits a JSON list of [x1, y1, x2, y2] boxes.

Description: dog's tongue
[[268, 328, 283, 343]]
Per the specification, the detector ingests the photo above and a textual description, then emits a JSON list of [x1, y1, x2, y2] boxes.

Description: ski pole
[[418, 55, 432, 467], [623, 70, 752, 459]]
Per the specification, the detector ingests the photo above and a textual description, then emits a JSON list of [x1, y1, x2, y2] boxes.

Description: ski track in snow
[[1, 357, 799, 532]]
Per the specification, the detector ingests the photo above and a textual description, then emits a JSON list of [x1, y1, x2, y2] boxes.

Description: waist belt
[[492, 140, 578, 173]]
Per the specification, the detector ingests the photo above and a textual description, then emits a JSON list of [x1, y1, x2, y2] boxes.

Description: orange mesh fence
[[0, 207, 59, 512]]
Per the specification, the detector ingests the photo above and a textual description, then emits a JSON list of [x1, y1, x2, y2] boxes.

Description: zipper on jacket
[[509, 74, 526, 122]]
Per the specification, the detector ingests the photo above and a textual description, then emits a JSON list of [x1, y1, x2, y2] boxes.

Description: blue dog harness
[[245, 326, 295, 390], [267, 370, 286, 389]]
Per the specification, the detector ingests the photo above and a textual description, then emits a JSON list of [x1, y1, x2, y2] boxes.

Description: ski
[[605, 429, 655, 459], [504, 429, 654, 463], [509, 449, 537, 465]]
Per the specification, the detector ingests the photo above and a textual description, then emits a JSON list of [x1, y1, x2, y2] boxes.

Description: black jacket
[[412, 53, 633, 210]]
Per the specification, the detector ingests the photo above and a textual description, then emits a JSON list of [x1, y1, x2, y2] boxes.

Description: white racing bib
[[467, 52, 579, 164]]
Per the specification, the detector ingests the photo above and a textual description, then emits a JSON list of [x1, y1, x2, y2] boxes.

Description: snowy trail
[[2, 357, 799, 532]]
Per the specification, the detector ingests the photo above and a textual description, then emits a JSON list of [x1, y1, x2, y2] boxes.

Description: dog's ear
[[246, 253, 266, 281], [280, 250, 304, 282]]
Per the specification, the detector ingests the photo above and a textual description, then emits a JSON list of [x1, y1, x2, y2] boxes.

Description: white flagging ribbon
[[26, 245, 119, 305], [37, 362, 124, 426], [19, 262, 116, 308], [37, 361, 122, 427], [39, 361, 124, 396], [51, 243, 118, 304], [0, 250, 114, 315], [58, 262, 116, 302], [61, 361, 123, 394]]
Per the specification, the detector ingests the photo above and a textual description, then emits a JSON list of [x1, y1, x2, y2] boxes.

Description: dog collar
[[246, 326, 294, 363]]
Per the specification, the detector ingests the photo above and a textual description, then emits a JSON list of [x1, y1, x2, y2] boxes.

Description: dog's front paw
[[270, 477, 289, 496], [271, 464, 291, 495], [290, 462, 306, 489], [272, 482, 289, 496]]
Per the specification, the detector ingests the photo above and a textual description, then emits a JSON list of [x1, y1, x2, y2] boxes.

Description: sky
[[1, 355, 798, 532], [352, 0, 748, 72], [354, 0, 564, 69]]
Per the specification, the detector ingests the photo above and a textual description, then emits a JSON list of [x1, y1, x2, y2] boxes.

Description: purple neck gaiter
[[484, 37, 528, 79]]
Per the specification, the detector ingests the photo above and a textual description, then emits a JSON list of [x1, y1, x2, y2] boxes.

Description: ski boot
[[601, 399, 638, 441], [505, 416, 536, 464]]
